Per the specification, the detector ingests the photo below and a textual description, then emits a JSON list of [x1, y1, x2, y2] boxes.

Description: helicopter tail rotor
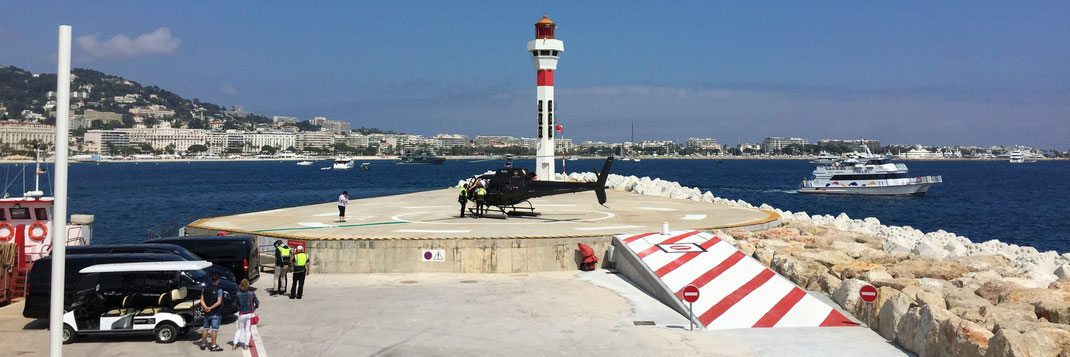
[[593, 157, 613, 205]]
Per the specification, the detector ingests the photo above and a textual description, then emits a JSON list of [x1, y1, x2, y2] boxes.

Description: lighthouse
[[528, 15, 563, 181]]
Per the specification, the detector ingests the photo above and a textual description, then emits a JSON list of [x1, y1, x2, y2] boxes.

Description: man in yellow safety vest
[[289, 245, 309, 299]]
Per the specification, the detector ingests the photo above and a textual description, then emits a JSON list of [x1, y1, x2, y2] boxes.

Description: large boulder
[[832, 278, 870, 314], [758, 227, 802, 241], [986, 327, 1070, 357], [945, 319, 993, 357], [957, 255, 1017, 277], [791, 249, 855, 268], [831, 241, 876, 259], [817, 273, 842, 296], [975, 280, 1028, 305], [872, 278, 921, 291], [888, 260, 968, 280], [975, 303, 1038, 330], [861, 269, 894, 282], [1001, 288, 1068, 305], [831, 261, 886, 280], [1036, 301, 1070, 324], [904, 286, 948, 309], [897, 305, 961, 356], [879, 292, 916, 340], [770, 256, 828, 290]]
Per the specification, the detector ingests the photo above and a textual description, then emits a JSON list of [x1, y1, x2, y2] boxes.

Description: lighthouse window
[[538, 100, 543, 112], [541, 50, 550, 56], [552, 51, 558, 56], [34, 208, 48, 220], [547, 100, 553, 112]]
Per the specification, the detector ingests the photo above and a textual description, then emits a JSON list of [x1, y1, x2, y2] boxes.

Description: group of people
[[458, 179, 488, 218], [195, 239, 310, 352]]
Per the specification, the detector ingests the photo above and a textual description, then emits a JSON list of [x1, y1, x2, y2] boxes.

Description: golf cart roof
[[79, 260, 213, 274]]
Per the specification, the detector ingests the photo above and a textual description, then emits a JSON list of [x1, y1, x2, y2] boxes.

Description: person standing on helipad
[[290, 245, 310, 299], [337, 190, 349, 222], [458, 182, 470, 218], [272, 240, 291, 296]]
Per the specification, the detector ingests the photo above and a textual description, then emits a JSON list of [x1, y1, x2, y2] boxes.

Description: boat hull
[[798, 183, 934, 196], [394, 158, 445, 165]]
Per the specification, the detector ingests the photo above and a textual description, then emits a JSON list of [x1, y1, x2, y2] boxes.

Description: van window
[[196, 240, 240, 259]]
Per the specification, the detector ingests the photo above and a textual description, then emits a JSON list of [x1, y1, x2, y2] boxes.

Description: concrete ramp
[[612, 230, 855, 330]]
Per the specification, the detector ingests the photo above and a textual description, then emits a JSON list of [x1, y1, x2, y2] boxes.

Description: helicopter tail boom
[[594, 157, 613, 205]]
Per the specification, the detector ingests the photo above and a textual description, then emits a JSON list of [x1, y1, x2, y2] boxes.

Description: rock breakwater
[[555, 172, 1070, 356]]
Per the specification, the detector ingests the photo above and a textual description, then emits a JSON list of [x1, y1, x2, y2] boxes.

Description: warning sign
[[422, 249, 445, 262]]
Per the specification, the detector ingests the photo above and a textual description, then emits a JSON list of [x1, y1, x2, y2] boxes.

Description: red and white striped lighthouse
[[528, 15, 563, 181]]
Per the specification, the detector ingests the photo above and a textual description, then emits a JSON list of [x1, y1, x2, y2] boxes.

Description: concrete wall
[[610, 236, 702, 327], [187, 225, 613, 273]]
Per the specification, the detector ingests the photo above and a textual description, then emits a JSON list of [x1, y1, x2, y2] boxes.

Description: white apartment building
[[433, 134, 470, 148], [273, 116, 299, 125], [243, 132, 296, 153], [0, 122, 55, 148], [83, 130, 130, 154], [686, 138, 720, 150], [475, 135, 520, 147], [296, 131, 334, 150], [322, 120, 351, 135], [118, 128, 208, 152], [554, 138, 574, 152], [129, 105, 175, 118], [339, 134, 369, 148], [83, 109, 124, 124], [762, 137, 809, 153]]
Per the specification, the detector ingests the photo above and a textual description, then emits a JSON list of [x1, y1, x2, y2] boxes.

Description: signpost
[[859, 284, 878, 327], [682, 284, 700, 331]]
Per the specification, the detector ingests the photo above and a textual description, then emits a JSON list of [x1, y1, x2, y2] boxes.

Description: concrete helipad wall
[[187, 225, 613, 273]]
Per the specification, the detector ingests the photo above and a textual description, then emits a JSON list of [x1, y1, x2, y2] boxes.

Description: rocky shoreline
[[561, 172, 1070, 356]]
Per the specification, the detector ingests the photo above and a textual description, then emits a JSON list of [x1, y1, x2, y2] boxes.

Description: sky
[[1, 1, 1068, 148]]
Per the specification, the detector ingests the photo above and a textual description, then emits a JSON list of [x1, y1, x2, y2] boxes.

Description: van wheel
[[154, 322, 178, 343], [62, 324, 76, 344]]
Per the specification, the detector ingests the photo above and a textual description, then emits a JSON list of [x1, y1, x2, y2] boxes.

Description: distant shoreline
[[0, 155, 1064, 164]]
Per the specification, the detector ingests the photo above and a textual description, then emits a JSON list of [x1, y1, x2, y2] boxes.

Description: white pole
[[49, 24, 71, 357]]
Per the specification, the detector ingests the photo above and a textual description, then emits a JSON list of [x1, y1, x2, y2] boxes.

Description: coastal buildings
[[296, 131, 334, 151], [0, 122, 56, 148], [433, 133, 470, 148], [686, 138, 720, 151], [83, 130, 130, 154], [83, 109, 124, 124], [243, 132, 296, 153], [762, 137, 809, 153]]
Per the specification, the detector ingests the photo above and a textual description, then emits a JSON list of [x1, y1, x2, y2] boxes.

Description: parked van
[[65, 244, 237, 282], [23, 254, 237, 319], [144, 236, 260, 283]]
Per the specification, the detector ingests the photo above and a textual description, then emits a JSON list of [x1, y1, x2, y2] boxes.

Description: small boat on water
[[297, 160, 314, 166], [395, 152, 445, 165], [811, 151, 839, 164], [360, 162, 370, 170], [567, 156, 578, 161], [798, 141, 942, 196], [333, 157, 354, 170], [320, 167, 331, 171]]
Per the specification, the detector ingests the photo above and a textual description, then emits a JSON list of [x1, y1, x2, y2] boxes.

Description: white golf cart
[[62, 260, 213, 344]]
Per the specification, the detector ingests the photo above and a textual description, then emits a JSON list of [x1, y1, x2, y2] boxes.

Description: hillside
[[0, 64, 269, 130]]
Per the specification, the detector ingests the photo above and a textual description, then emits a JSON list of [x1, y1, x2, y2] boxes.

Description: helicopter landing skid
[[504, 202, 541, 217]]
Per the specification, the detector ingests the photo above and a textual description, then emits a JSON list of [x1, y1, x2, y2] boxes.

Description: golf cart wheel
[[154, 322, 179, 343], [62, 324, 76, 344]]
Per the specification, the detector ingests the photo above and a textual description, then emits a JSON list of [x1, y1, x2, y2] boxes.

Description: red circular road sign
[[859, 284, 878, 303], [682, 284, 700, 303]]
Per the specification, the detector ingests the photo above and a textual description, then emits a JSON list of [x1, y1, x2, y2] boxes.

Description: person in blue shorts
[[199, 274, 224, 351]]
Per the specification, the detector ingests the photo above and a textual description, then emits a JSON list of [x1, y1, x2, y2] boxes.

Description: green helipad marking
[[253, 221, 408, 233]]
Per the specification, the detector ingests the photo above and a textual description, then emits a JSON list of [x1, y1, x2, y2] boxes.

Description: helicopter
[[464, 155, 613, 217]]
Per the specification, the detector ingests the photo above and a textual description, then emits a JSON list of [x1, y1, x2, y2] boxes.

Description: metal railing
[[147, 216, 194, 240]]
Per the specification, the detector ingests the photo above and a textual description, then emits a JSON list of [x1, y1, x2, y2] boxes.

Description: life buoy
[[0, 222, 14, 241], [28, 222, 48, 241]]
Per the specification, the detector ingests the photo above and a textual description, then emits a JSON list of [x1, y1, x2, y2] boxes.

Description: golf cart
[[62, 261, 213, 344]]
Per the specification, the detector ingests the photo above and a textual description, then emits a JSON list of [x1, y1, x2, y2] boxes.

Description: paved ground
[[189, 189, 776, 239], [0, 271, 909, 356]]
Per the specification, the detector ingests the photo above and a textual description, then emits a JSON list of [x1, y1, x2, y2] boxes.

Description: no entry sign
[[682, 284, 701, 303], [859, 284, 878, 303]]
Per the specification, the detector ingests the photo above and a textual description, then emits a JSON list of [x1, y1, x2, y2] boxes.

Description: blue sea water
[[3, 159, 1068, 253]]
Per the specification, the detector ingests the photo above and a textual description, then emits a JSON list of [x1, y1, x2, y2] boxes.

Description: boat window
[[0, 209, 5, 221], [9, 207, 30, 220], [34, 208, 48, 221]]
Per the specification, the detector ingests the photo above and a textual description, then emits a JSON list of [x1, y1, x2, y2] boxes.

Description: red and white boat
[[0, 151, 93, 305]]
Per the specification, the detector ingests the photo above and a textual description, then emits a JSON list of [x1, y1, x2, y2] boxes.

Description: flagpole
[[49, 24, 71, 356]]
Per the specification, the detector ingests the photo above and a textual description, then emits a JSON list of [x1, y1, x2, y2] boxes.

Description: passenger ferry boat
[[798, 145, 942, 196], [1, 152, 94, 304], [332, 157, 354, 170]]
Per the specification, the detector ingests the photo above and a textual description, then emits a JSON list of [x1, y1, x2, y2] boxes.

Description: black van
[[23, 254, 238, 319], [144, 236, 260, 283], [65, 244, 237, 282]]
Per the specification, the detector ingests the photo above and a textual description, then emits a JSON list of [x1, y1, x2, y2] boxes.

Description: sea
[[3, 159, 1068, 253]]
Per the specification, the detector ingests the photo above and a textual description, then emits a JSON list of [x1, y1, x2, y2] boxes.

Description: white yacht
[[332, 157, 354, 170], [811, 151, 839, 164], [799, 144, 941, 195], [1009, 150, 1025, 163], [296, 160, 314, 166]]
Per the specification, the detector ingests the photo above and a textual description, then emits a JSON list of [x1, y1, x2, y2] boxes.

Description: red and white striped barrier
[[617, 231, 855, 329]]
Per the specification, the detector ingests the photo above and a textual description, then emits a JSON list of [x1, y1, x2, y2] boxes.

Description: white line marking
[[297, 222, 334, 228], [574, 225, 642, 231], [536, 204, 576, 207], [251, 324, 267, 357], [682, 214, 707, 220], [394, 229, 471, 233], [313, 212, 338, 217], [638, 207, 677, 211], [402, 205, 453, 209]]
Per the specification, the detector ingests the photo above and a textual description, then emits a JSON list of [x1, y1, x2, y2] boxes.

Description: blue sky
[[1, 1, 1068, 148]]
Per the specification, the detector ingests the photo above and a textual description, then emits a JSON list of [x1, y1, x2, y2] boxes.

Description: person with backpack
[[199, 274, 224, 351], [232, 279, 259, 351]]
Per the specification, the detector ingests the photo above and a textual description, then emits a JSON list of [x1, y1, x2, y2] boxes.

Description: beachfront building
[[243, 132, 296, 153], [0, 122, 56, 149], [118, 128, 208, 153], [339, 134, 369, 148], [554, 138, 574, 152], [83, 130, 130, 154], [686, 138, 721, 151], [762, 137, 809, 153], [433, 134, 470, 148], [900, 146, 943, 160], [296, 131, 334, 151], [475, 135, 520, 147]]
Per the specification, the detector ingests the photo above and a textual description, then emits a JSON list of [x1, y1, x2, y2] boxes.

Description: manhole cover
[[460, 280, 477, 283], [400, 280, 418, 284], [633, 321, 655, 326]]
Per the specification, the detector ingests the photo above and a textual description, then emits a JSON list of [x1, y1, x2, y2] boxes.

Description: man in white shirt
[[338, 190, 349, 222]]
